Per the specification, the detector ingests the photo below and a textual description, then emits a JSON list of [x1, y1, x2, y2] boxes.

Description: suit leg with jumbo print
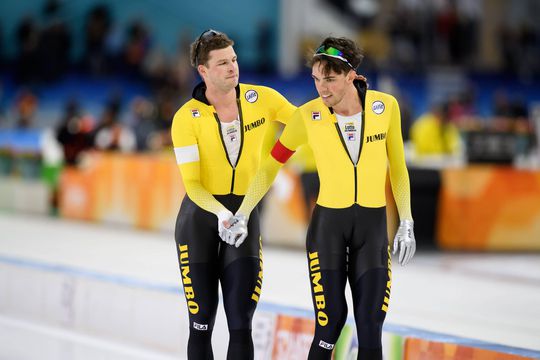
[[306, 205, 350, 360], [176, 195, 263, 360], [220, 206, 262, 360], [348, 206, 391, 360], [175, 196, 220, 360]]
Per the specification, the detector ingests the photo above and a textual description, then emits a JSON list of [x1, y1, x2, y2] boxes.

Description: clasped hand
[[218, 212, 248, 248]]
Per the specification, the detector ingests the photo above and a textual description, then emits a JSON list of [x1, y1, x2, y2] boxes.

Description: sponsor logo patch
[[344, 122, 356, 132], [245, 90, 258, 103], [319, 340, 334, 350], [312, 111, 321, 120], [244, 117, 266, 132], [226, 125, 238, 142], [372, 101, 385, 115], [366, 132, 387, 143], [193, 322, 208, 331], [191, 109, 200, 117]]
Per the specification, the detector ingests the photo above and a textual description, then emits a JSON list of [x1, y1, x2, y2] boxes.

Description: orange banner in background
[[58, 166, 98, 221], [272, 314, 315, 359], [437, 166, 540, 250], [59, 152, 184, 230], [404, 337, 534, 360]]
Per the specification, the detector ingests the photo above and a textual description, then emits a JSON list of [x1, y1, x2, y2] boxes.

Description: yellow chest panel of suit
[[301, 91, 394, 208], [174, 84, 294, 195]]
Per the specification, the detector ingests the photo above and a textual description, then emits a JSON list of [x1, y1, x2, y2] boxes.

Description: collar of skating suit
[[327, 79, 367, 114], [192, 81, 241, 106]]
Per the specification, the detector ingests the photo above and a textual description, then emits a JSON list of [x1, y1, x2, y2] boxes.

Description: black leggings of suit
[[175, 194, 262, 360], [306, 205, 391, 360]]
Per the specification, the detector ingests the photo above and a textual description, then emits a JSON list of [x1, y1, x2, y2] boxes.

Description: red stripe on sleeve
[[271, 140, 295, 164]]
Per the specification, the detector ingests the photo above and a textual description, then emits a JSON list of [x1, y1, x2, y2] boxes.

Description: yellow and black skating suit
[[238, 80, 412, 220], [171, 82, 295, 359], [238, 79, 412, 359], [172, 82, 296, 216]]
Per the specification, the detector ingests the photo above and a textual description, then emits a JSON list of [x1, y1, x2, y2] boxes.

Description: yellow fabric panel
[[171, 107, 228, 215], [170, 83, 296, 215], [237, 108, 306, 217], [237, 155, 283, 217], [261, 86, 297, 125], [240, 88, 412, 221], [288, 144, 317, 173], [386, 96, 412, 220], [279, 108, 309, 151], [301, 98, 356, 207], [286, 91, 411, 215]]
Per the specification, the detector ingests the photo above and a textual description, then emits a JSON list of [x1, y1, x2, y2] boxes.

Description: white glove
[[217, 210, 235, 245], [392, 220, 416, 266], [227, 214, 248, 248]]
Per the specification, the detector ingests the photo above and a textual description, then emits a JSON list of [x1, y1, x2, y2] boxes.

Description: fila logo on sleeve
[[193, 322, 208, 331], [319, 340, 334, 350]]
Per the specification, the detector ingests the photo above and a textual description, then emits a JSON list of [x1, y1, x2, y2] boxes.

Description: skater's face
[[198, 46, 239, 92], [312, 62, 355, 108]]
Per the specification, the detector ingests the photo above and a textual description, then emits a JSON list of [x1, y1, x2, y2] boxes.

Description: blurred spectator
[[39, 0, 71, 81], [92, 99, 136, 152], [122, 19, 151, 77], [83, 4, 112, 75], [390, 0, 482, 69], [170, 31, 195, 101], [498, 0, 540, 79], [256, 20, 273, 74], [144, 46, 169, 90], [490, 91, 534, 154], [0, 81, 5, 128], [0, 23, 4, 70], [435, 0, 459, 64], [14, 89, 38, 129], [492, 90, 529, 120], [492, 90, 513, 118], [447, 88, 477, 125], [15, 16, 40, 83], [56, 100, 94, 165], [325, 0, 379, 27], [410, 102, 461, 156], [150, 92, 176, 149], [144, 30, 194, 108], [126, 96, 158, 151], [456, 0, 481, 67], [390, 0, 430, 71]]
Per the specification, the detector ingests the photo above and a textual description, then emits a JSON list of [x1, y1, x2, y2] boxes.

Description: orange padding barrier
[[59, 152, 184, 230], [404, 337, 533, 360], [437, 166, 540, 250]]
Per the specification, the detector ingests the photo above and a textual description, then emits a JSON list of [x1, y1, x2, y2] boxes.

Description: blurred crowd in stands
[[0, 0, 538, 171], [1, 0, 194, 166], [326, 0, 540, 78]]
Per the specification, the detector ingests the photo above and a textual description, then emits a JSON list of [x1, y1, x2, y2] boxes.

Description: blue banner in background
[[0, 130, 42, 154]]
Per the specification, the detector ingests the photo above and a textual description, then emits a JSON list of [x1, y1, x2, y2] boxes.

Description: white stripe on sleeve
[[174, 145, 200, 164]]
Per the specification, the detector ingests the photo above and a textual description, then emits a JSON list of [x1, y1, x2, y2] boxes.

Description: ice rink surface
[[1, 212, 540, 359]]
